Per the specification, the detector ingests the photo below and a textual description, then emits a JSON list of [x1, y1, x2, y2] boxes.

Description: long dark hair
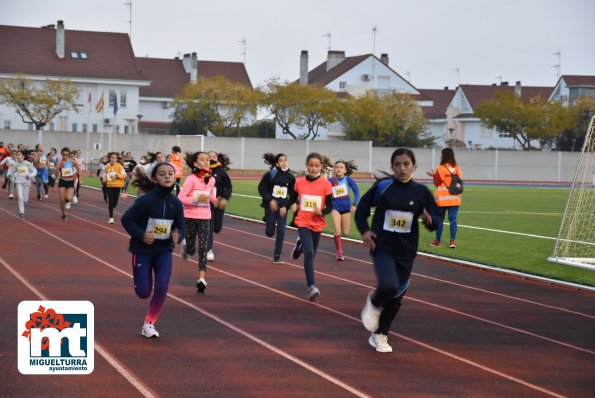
[[334, 160, 358, 176], [440, 148, 457, 166], [376, 147, 417, 180], [131, 162, 175, 193], [306, 152, 333, 172], [263, 152, 286, 169]]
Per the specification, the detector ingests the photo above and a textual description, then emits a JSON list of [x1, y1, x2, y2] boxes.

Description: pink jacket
[[178, 174, 217, 219]]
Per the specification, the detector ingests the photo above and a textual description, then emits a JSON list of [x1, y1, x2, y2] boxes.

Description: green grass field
[[83, 176, 595, 287]]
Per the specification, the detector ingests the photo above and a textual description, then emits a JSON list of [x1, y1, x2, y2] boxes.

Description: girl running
[[33, 144, 49, 200], [103, 152, 127, 224], [206, 151, 232, 262], [122, 152, 137, 198], [171, 146, 184, 195], [178, 151, 217, 293], [55, 147, 81, 221], [47, 152, 56, 191], [355, 148, 439, 353], [121, 162, 185, 338], [257, 152, 296, 264], [329, 160, 360, 261], [1, 149, 18, 199], [97, 155, 109, 203], [7, 150, 36, 219], [288, 153, 333, 302]]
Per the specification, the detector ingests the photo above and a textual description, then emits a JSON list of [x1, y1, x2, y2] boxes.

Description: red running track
[[1, 187, 594, 397]]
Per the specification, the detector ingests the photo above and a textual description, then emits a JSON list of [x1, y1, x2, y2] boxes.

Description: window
[[92, 124, 98, 133], [498, 132, 512, 138], [72, 123, 78, 132], [3, 121, 10, 129], [71, 51, 79, 58], [109, 90, 116, 107], [80, 52, 88, 59], [28, 123, 34, 130], [120, 91, 127, 107], [124, 125, 129, 134], [339, 82, 346, 89], [49, 122, 55, 131], [82, 123, 88, 133]]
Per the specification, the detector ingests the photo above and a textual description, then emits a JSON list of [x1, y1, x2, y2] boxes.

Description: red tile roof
[[0, 24, 147, 81], [561, 75, 595, 87], [419, 88, 455, 119], [459, 84, 553, 110], [136, 57, 253, 98]]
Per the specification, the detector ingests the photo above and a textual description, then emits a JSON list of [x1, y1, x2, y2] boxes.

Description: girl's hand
[[218, 198, 228, 209], [313, 207, 322, 216], [269, 200, 279, 212], [171, 229, 180, 243], [351, 204, 357, 212], [290, 203, 298, 213], [426, 169, 436, 177], [362, 230, 377, 250], [279, 207, 287, 217], [422, 208, 432, 226], [143, 232, 155, 245]]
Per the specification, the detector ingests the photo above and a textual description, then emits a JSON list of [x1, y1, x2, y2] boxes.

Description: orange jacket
[[433, 163, 462, 207], [171, 153, 184, 179], [103, 162, 126, 188]]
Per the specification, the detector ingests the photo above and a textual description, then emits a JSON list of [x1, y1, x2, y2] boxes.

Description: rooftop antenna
[[496, 75, 503, 84], [405, 71, 411, 82], [322, 32, 331, 51], [372, 25, 378, 54], [552, 50, 561, 79], [124, 1, 132, 41], [452, 67, 460, 86], [239, 38, 246, 64]]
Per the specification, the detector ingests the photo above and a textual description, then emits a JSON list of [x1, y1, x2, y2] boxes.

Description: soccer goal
[[548, 115, 595, 271], [151, 134, 205, 153]]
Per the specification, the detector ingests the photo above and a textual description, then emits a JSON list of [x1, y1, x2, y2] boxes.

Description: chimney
[[299, 50, 309, 85], [182, 53, 192, 73], [444, 86, 449, 90], [191, 52, 198, 82], [380, 53, 389, 66], [56, 20, 65, 59], [326, 50, 345, 71], [514, 81, 522, 97], [500, 81, 509, 86]]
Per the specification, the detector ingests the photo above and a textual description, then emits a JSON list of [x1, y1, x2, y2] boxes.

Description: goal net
[[548, 115, 595, 271]]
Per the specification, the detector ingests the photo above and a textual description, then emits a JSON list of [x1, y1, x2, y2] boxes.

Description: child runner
[[1, 149, 18, 199], [33, 144, 49, 200], [206, 151, 232, 262], [47, 153, 56, 191], [122, 152, 137, 198], [121, 162, 185, 338], [55, 147, 81, 221], [7, 150, 37, 219], [73, 150, 86, 202], [103, 152, 127, 224], [329, 160, 360, 261], [257, 152, 296, 264], [171, 146, 184, 195], [426, 147, 463, 249], [178, 151, 217, 293], [97, 155, 108, 203], [288, 153, 333, 302], [356, 148, 439, 353]]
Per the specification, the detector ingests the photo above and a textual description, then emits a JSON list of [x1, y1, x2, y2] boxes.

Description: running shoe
[[72, 195, 78, 204], [449, 240, 456, 249], [141, 322, 160, 338], [292, 238, 303, 259], [430, 240, 442, 247], [206, 250, 214, 262], [307, 285, 320, 302], [8, 194, 13, 199], [44, 194, 48, 199], [108, 218, 114, 224], [37, 193, 42, 200], [336, 250, 345, 261], [361, 291, 382, 332], [273, 254, 282, 264], [196, 277, 207, 293], [19, 213, 24, 219], [65, 202, 71, 209], [61, 214, 67, 222], [368, 333, 392, 353]]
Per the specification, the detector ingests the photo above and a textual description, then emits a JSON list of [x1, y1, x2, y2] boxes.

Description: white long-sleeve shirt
[[8, 160, 37, 185]]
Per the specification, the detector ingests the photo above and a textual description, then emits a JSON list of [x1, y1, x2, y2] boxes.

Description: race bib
[[300, 194, 322, 212], [193, 190, 210, 207], [124, 162, 131, 169], [332, 184, 348, 198], [18, 166, 28, 174], [62, 167, 73, 177], [146, 218, 173, 240], [272, 185, 288, 199], [106, 171, 117, 181], [39, 157, 47, 164], [383, 210, 414, 233]]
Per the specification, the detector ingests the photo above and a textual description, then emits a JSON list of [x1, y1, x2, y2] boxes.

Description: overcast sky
[[2, 0, 594, 89]]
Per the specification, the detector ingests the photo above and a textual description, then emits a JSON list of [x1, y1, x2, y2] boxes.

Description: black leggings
[[106, 187, 120, 217]]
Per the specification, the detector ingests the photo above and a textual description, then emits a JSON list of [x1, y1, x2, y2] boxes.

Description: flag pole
[[86, 87, 91, 163]]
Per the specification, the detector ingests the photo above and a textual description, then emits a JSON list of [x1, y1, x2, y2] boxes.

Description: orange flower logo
[[21, 305, 72, 350]]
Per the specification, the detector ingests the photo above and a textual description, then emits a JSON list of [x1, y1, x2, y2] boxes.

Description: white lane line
[[0, 254, 158, 398]]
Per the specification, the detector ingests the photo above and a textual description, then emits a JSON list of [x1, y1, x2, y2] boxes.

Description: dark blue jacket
[[258, 167, 296, 208], [121, 187, 185, 255], [355, 177, 439, 266]]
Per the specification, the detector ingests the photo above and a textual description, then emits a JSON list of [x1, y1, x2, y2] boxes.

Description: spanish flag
[[95, 92, 104, 113]]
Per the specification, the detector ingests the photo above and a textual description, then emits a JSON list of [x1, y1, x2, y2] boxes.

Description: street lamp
[[136, 114, 143, 135]]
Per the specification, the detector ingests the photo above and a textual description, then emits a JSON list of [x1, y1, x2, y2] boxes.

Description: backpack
[[447, 169, 464, 195]]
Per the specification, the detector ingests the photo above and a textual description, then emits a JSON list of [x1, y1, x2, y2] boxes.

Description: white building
[[549, 75, 595, 106]]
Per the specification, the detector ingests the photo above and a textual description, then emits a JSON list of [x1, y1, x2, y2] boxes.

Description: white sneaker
[[307, 285, 320, 302], [72, 195, 78, 204], [8, 194, 13, 199], [368, 333, 392, 353], [108, 217, 114, 224], [361, 291, 382, 332], [141, 322, 160, 338], [196, 277, 208, 293], [206, 249, 214, 262], [44, 194, 48, 199], [65, 202, 71, 209]]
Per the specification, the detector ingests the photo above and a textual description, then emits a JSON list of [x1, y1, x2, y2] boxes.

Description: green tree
[[476, 91, 574, 150], [340, 92, 429, 147], [258, 79, 341, 140], [0, 75, 79, 143], [173, 76, 258, 136], [553, 97, 595, 151]]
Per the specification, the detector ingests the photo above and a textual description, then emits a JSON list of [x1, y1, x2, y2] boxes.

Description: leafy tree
[[340, 92, 429, 147], [476, 91, 574, 150], [0, 75, 79, 143], [258, 79, 341, 140], [552, 97, 595, 151], [173, 76, 258, 136]]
